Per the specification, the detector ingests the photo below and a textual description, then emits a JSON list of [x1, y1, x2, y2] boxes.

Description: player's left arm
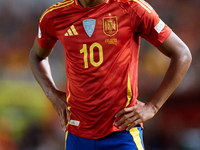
[[114, 31, 192, 130]]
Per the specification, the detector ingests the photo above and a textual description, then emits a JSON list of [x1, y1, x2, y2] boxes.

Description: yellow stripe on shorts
[[64, 131, 68, 150], [130, 127, 144, 150]]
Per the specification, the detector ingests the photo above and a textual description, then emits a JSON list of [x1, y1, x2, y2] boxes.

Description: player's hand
[[114, 100, 158, 131], [48, 89, 70, 132]]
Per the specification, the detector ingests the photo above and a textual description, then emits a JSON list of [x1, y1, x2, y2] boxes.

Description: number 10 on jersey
[[80, 42, 103, 68]]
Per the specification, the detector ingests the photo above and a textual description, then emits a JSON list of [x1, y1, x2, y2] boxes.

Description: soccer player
[[29, 0, 192, 149]]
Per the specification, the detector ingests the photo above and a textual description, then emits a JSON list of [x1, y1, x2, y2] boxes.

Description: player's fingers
[[114, 112, 134, 127], [126, 118, 142, 131], [115, 107, 135, 118], [118, 115, 139, 129], [59, 108, 68, 132]]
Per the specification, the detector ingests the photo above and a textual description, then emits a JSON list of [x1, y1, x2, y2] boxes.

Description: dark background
[[0, 0, 199, 149]]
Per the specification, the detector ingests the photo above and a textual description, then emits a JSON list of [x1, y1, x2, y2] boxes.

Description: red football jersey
[[37, 0, 172, 139]]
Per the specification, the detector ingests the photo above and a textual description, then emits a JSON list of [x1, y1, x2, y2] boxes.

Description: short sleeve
[[129, 0, 172, 47], [37, 13, 58, 49]]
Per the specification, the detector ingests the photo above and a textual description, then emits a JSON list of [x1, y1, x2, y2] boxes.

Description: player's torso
[[47, 0, 140, 139]]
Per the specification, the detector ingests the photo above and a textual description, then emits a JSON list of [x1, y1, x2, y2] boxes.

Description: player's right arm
[[29, 38, 70, 132]]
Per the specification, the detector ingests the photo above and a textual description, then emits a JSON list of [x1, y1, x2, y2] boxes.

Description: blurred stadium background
[[0, 0, 199, 149]]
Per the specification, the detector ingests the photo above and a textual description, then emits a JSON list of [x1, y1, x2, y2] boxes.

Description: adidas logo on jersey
[[64, 25, 78, 36]]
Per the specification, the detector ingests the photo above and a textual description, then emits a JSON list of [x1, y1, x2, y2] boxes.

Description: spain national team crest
[[103, 16, 118, 36]]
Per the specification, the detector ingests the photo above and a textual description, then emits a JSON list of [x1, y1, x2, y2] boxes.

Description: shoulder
[[39, 0, 75, 23], [127, 0, 153, 11], [111, 0, 153, 18]]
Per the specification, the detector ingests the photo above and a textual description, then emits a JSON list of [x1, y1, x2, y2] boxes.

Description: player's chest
[[54, 7, 132, 47]]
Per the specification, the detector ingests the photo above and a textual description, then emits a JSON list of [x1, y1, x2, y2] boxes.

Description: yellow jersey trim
[[126, 72, 132, 107], [74, 0, 78, 5], [130, 127, 144, 150], [66, 80, 71, 135], [66, 80, 70, 102], [40, 0, 74, 23]]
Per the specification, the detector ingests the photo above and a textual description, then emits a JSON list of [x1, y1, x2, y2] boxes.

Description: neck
[[78, 0, 105, 8]]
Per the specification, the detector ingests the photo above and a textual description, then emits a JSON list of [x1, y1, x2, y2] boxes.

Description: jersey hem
[[67, 123, 143, 139]]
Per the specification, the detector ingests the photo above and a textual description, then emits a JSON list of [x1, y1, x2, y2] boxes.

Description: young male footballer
[[29, 0, 192, 149]]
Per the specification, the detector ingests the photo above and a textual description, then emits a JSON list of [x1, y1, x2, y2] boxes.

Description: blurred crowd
[[0, 0, 199, 150]]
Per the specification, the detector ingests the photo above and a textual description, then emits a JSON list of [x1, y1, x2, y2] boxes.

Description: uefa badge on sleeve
[[38, 26, 42, 38], [154, 19, 165, 33]]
